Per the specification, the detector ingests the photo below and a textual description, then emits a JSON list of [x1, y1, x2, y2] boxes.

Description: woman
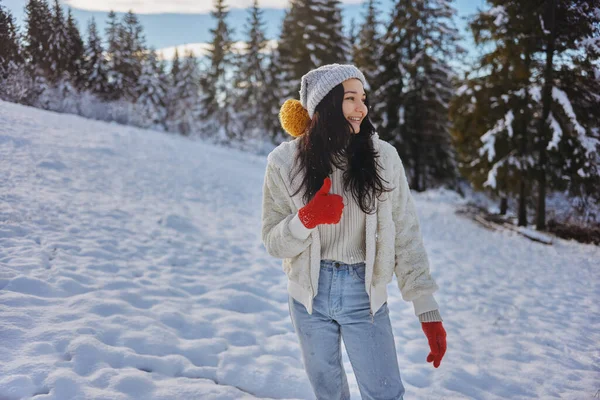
[[261, 64, 446, 400]]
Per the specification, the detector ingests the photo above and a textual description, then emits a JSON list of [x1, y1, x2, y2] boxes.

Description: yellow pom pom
[[279, 99, 311, 137]]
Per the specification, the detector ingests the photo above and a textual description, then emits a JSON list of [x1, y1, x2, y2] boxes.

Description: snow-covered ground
[[0, 100, 598, 400]]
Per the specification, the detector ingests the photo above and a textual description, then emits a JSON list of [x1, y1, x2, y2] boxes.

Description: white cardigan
[[261, 132, 440, 320]]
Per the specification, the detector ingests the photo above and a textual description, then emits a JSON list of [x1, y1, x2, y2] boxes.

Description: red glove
[[421, 322, 447, 368], [298, 177, 344, 229]]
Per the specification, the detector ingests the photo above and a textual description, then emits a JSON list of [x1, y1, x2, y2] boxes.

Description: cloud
[[63, 0, 364, 14], [156, 40, 278, 61]]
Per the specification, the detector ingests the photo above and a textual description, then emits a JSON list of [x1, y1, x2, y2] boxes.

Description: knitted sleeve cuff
[[411, 294, 439, 316], [419, 309, 443, 323], [288, 212, 316, 240]]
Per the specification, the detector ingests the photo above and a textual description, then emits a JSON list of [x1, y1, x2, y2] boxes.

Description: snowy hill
[[0, 100, 598, 400]]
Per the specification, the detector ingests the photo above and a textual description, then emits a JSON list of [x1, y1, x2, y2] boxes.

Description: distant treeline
[[0, 0, 598, 229]]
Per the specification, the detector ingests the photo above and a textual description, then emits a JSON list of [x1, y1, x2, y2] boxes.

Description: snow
[[551, 86, 598, 157], [487, 6, 508, 27], [479, 110, 514, 162], [456, 84, 469, 96], [546, 112, 563, 151], [1, 100, 599, 400], [483, 161, 499, 189], [552, 87, 585, 136]]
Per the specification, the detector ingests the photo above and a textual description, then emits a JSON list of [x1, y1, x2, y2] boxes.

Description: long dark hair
[[289, 83, 393, 214]]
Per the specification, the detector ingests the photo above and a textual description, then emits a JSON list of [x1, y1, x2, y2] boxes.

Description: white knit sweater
[[262, 132, 442, 323], [318, 165, 366, 264]]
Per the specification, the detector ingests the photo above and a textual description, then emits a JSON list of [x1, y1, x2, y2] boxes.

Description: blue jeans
[[288, 259, 405, 400]]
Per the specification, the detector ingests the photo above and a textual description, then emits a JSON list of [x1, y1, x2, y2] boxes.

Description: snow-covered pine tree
[[316, 0, 349, 65], [0, 0, 21, 75], [24, 0, 52, 77], [379, 0, 463, 190], [353, 0, 380, 84], [83, 17, 109, 97], [262, 47, 286, 145], [165, 48, 182, 132], [135, 49, 168, 130], [532, 0, 600, 229], [200, 0, 235, 142], [353, 0, 383, 126], [65, 9, 85, 90], [119, 11, 146, 101], [276, 2, 310, 100], [232, 0, 270, 142], [277, 0, 348, 100], [171, 48, 181, 80], [30, 0, 79, 112], [544, 60, 600, 225], [47, 0, 69, 84], [104, 10, 123, 100], [175, 49, 203, 135], [454, 2, 544, 226], [458, 1, 600, 228], [348, 17, 358, 50], [0, 1, 33, 103]]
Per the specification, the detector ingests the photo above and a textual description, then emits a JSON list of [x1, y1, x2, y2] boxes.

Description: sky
[[4, 0, 487, 63], [0, 98, 598, 399], [61, 0, 368, 14]]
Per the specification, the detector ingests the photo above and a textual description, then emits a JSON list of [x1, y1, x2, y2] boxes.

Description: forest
[[1, 0, 599, 238]]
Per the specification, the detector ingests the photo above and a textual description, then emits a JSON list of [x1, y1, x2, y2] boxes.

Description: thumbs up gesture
[[298, 177, 344, 229]]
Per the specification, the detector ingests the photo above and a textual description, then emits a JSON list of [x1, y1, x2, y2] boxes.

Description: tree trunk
[[536, 0, 557, 231], [519, 51, 532, 227], [518, 178, 528, 226], [500, 197, 508, 215]]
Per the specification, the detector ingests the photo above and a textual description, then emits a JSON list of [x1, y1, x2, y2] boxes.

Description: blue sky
[[4, 0, 487, 64]]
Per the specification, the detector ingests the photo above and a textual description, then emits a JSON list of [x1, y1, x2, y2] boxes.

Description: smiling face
[[342, 78, 368, 134]]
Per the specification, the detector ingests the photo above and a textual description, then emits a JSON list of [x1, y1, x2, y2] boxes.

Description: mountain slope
[[0, 100, 598, 400]]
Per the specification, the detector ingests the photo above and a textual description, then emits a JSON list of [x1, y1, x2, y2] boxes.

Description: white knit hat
[[299, 64, 368, 119]]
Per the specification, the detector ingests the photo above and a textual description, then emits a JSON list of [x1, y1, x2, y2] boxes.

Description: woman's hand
[[421, 321, 447, 368], [298, 177, 344, 228]]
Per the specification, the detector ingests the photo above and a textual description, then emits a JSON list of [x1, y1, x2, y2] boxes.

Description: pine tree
[[47, 0, 69, 83], [136, 49, 167, 130], [104, 10, 123, 100], [232, 0, 270, 141], [24, 0, 52, 75], [276, 3, 310, 100], [316, 0, 349, 64], [65, 9, 84, 89], [104, 10, 146, 101], [532, 0, 600, 229], [83, 17, 109, 96], [119, 10, 146, 100], [200, 0, 235, 140], [263, 48, 286, 144], [173, 50, 203, 135], [348, 17, 358, 51], [276, 0, 349, 101], [166, 47, 182, 130], [0, 0, 32, 103], [171, 48, 181, 82], [379, 0, 463, 190], [457, 1, 600, 228], [454, 2, 544, 225], [353, 0, 381, 86], [0, 0, 22, 76], [353, 0, 383, 128]]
